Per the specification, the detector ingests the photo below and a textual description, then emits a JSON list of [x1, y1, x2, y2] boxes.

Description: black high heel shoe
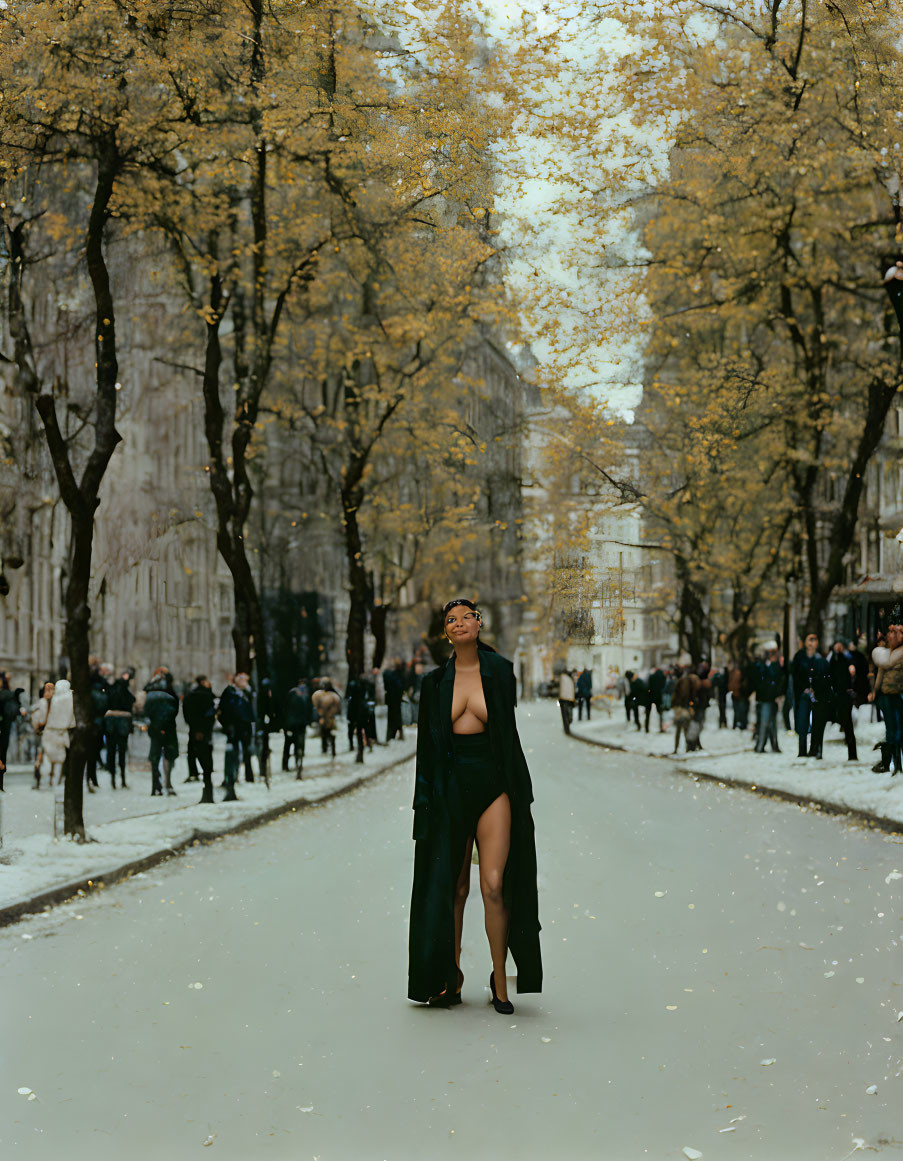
[[428, 968, 464, 1008], [489, 971, 514, 1015]]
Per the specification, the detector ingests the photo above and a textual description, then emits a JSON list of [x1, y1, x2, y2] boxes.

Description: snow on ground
[[571, 697, 903, 826], [0, 733, 415, 915]]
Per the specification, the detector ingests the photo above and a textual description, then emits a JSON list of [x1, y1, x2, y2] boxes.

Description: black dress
[[407, 647, 542, 1003]]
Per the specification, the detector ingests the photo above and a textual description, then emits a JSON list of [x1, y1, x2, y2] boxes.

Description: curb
[[569, 729, 903, 838], [0, 749, 415, 929]]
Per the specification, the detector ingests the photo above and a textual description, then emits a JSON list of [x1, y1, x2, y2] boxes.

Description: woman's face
[[42, 682, 54, 699], [445, 604, 481, 645]]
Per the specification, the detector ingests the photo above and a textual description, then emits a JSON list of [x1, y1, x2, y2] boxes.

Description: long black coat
[[408, 647, 542, 1002]]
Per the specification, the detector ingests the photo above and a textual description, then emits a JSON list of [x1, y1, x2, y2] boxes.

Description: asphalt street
[[2, 703, 902, 1161]]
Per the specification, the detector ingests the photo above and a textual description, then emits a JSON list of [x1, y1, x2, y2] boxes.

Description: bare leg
[[476, 793, 512, 1002], [454, 836, 474, 988]]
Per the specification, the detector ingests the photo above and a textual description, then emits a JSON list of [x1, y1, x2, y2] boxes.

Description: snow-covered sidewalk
[[0, 732, 416, 925], [570, 704, 903, 829]]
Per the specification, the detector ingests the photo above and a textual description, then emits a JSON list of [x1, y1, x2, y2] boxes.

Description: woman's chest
[[451, 670, 487, 718]]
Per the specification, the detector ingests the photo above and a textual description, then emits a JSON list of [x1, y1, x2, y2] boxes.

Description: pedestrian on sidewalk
[[558, 668, 576, 734], [217, 672, 256, 798], [645, 665, 666, 733], [728, 657, 751, 731], [104, 671, 135, 788], [281, 678, 312, 776], [828, 640, 859, 762], [615, 670, 630, 723], [384, 660, 406, 743], [41, 678, 75, 787], [84, 664, 110, 793], [671, 666, 699, 753], [257, 677, 278, 783], [408, 597, 541, 1013], [791, 633, 831, 758], [752, 644, 784, 753], [576, 668, 593, 721], [29, 681, 55, 788], [144, 668, 180, 796], [0, 673, 25, 787], [625, 670, 647, 731], [711, 664, 729, 729], [183, 676, 215, 802], [869, 615, 903, 774], [312, 679, 341, 759], [345, 674, 371, 764]]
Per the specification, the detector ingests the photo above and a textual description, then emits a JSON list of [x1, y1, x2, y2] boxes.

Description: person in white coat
[[41, 679, 75, 787]]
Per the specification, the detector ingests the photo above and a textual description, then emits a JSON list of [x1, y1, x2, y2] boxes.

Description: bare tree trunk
[[11, 147, 123, 838], [342, 481, 368, 678]]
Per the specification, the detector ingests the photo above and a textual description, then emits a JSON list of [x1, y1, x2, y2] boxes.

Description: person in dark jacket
[[144, 668, 180, 795], [645, 666, 666, 733], [256, 677, 278, 784], [217, 672, 255, 799], [0, 673, 25, 790], [827, 641, 859, 761], [791, 633, 831, 758], [575, 668, 593, 720], [84, 665, 110, 792], [625, 671, 647, 731], [384, 660, 406, 743], [104, 671, 135, 788], [710, 665, 729, 729], [753, 645, 784, 753], [281, 679, 312, 776], [345, 674, 371, 764], [409, 598, 541, 1013], [183, 676, 216, 802], [849, 640, 871, 707]]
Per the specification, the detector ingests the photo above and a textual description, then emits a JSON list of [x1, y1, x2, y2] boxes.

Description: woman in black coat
[[408, 599, 541, 1013]]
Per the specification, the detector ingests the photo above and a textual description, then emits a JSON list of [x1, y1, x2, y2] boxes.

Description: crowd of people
[[586, 611, 903, 772], [0, 653, 429, 801]]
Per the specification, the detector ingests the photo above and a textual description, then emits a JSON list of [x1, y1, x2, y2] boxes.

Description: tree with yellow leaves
[[527, 1, 903, 659]]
